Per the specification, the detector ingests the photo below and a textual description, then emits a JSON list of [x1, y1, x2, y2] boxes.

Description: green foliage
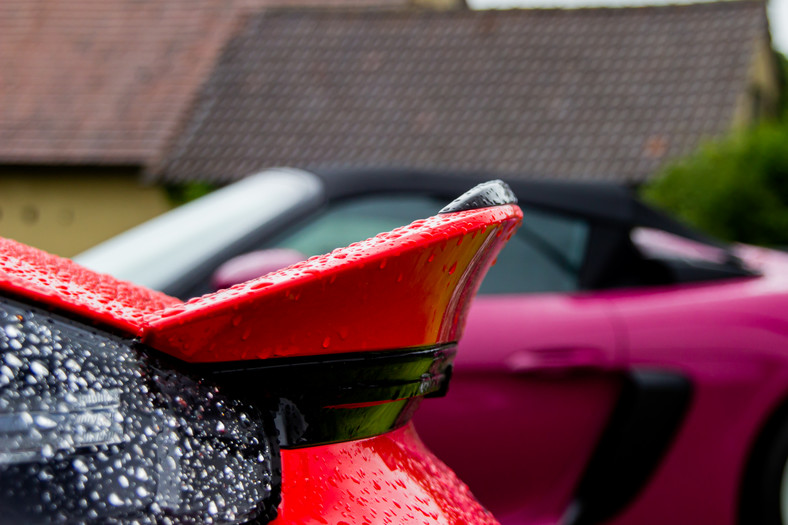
[[642, 122, 788, 246], [164, 181, 217, 206]]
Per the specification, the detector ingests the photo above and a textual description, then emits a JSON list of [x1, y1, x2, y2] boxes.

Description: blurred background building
[[0, 0, 781, 255], [156, 2, 780, 186], [0, 0, 415, 256]]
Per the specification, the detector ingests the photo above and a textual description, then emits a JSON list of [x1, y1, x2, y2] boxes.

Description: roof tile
[[158, 1, 768, 183], [0, 0, 405, 165]]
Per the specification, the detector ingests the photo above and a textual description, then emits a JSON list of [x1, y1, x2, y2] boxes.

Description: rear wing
[[0, 181, 522, 364]]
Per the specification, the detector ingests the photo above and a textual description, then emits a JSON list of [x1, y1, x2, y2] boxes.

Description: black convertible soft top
[[314, 168, 756, 291], [315, 168, 720, 246]]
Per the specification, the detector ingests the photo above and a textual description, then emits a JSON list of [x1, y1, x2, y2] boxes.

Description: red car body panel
[[0, 236, 179, 332], [1, 206, 521, 363], [271, 423, 497, 525], [143, 205, 521, 362], [0, 200, 522, 524]]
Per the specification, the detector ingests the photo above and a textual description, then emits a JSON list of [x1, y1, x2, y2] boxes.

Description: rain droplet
[[72, 458, 89, 474], [29, 360, 49, 377], [34, 415, 57, 429], [63, 359, 81, 372], [250, 281, 273, 291], [107, 493, 123, 506], [4, 325, 20, 339], [164, 456, 177, 470], [160, 306, 186, 318], [4, 353, 22, 368]]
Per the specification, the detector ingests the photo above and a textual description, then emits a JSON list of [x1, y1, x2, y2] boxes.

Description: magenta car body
[[77, 168, 788, 525], [418, 241, 788, 525]]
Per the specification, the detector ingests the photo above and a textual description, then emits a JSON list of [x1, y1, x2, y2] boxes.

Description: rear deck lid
[[0, 181, 522, 364]]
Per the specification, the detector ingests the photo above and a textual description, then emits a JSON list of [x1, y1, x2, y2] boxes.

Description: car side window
[[271, 196, 589, 295], [272, 195, 442, 257], [480, 207, 588, 294]]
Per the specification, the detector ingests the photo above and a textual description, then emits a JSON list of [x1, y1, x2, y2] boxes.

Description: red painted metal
[[143, 205, 521, 362], [270, 422, 498, 525], [0, 205, 521, 363], [0, 237, 179, 333]]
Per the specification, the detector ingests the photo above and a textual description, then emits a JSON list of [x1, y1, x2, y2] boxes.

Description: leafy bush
[[165, 181, 217, 206], [642, 122, 788, 246]]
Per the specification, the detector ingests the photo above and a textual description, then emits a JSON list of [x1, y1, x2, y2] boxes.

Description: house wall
[[0, 167, 171, 258], [732, 34, 783, 126]]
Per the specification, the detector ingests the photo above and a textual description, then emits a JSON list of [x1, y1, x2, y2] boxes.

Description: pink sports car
[[78, 168, 788, 525]]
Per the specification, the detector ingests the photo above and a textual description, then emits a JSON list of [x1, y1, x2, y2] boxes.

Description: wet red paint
[[0, 237, 179, 333], [143, 205, 521, 362], [0, 205, 521, 363], [270, 423, 498, 525], [0, 205, 520, 525]]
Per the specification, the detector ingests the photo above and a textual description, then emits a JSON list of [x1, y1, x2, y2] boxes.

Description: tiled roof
[[0, 0, 405, 165], [158, 1, 768, 184]]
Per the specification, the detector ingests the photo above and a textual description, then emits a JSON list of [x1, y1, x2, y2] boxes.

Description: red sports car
[[0, 180, 521, 523]]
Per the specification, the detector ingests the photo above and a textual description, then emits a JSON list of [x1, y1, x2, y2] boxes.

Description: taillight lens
[[0, 297, 280, 524]]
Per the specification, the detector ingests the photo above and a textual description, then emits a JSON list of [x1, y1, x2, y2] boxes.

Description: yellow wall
[[0, 167, 172, 257]]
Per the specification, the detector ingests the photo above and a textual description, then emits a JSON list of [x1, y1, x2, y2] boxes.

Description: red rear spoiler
[[0, 188, 521, 363]]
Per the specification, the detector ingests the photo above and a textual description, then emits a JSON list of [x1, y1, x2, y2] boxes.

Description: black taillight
[[202, 344, 456, 448], [0, 297, 280, 524]]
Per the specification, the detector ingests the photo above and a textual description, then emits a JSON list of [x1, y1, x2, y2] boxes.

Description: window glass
[[272, 196, 589, 295], [273, 195, 441, 257], [480, 207, 588, 294], [631, 227, 728, 264]]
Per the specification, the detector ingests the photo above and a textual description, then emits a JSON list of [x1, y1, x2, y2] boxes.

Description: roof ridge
[[256, 0, 766, 17]]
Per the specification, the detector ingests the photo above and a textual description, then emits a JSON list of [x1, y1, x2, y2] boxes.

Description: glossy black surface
[[0, 297, 280, 524], [439, 179, 517, 214], [199, 345, 457, 448]]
